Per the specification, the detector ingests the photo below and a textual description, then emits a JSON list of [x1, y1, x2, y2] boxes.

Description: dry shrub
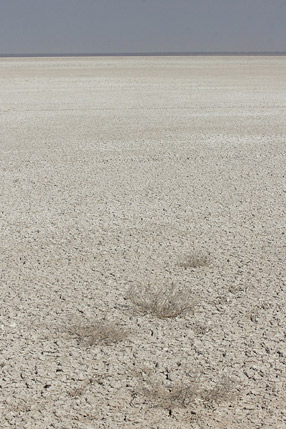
[[128, 282, 196, 319], [178, 253, 209, 269], [68, 321, 128, 346], [136, 370, 234, 411], [192, 322, 209, 336], [200, 377, 234, 407], [140, 380, 198, 409], [68, 375, 104, 397]]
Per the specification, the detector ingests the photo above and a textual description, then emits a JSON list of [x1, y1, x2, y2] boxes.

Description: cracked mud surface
[[0, 57, 286, 428]]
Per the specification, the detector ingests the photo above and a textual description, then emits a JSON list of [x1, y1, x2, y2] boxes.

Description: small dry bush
[[68, 321, 128, 346], [68, 376, 102, 397], [140, 380, 198, 409], [128, 282, 196, 319], [178, 253, 209, 269], [200, 378, 234, 407], [136, 370, 234, 411]]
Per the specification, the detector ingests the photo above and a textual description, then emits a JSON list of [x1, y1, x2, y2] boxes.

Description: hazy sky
[[0, 0, 286, 54]]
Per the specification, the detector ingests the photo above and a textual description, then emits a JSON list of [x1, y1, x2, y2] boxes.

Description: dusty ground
[[0, 56, 285, 428]]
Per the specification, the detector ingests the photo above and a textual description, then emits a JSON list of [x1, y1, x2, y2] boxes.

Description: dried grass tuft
[[68, 376, 102, 397], [140, 380, 198, 409], [178, 253, 210, 269], [68, 321, 128, 346], [200, 377, 234, 406], [136, 371, 234, 411], [127, 282, 196, 319]]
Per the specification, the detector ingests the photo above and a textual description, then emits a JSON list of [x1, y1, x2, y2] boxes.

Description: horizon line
[[1, 51, 286, 58]]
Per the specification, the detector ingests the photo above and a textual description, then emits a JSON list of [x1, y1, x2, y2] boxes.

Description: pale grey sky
[[0, 0, 285, 54]]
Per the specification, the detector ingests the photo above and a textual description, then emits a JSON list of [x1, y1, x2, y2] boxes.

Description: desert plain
[[0, 56, 286, 428]]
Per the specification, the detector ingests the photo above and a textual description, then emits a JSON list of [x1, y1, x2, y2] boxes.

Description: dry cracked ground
[[0, 56, 286, 428]]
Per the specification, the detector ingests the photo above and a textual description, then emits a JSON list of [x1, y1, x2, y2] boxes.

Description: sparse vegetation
[[200, 377, 235, 407], [68, 321, 128, 346], [192, 322, 209, 335], [178, 253, 209, 269], [68, 376, 103, 397], [140, 379, 198, 409], [127, 282, 196, 319], [135, 369, 234, 411]]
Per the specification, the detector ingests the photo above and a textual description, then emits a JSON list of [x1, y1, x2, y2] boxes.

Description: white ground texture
[[0, 57, 286, 429]]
